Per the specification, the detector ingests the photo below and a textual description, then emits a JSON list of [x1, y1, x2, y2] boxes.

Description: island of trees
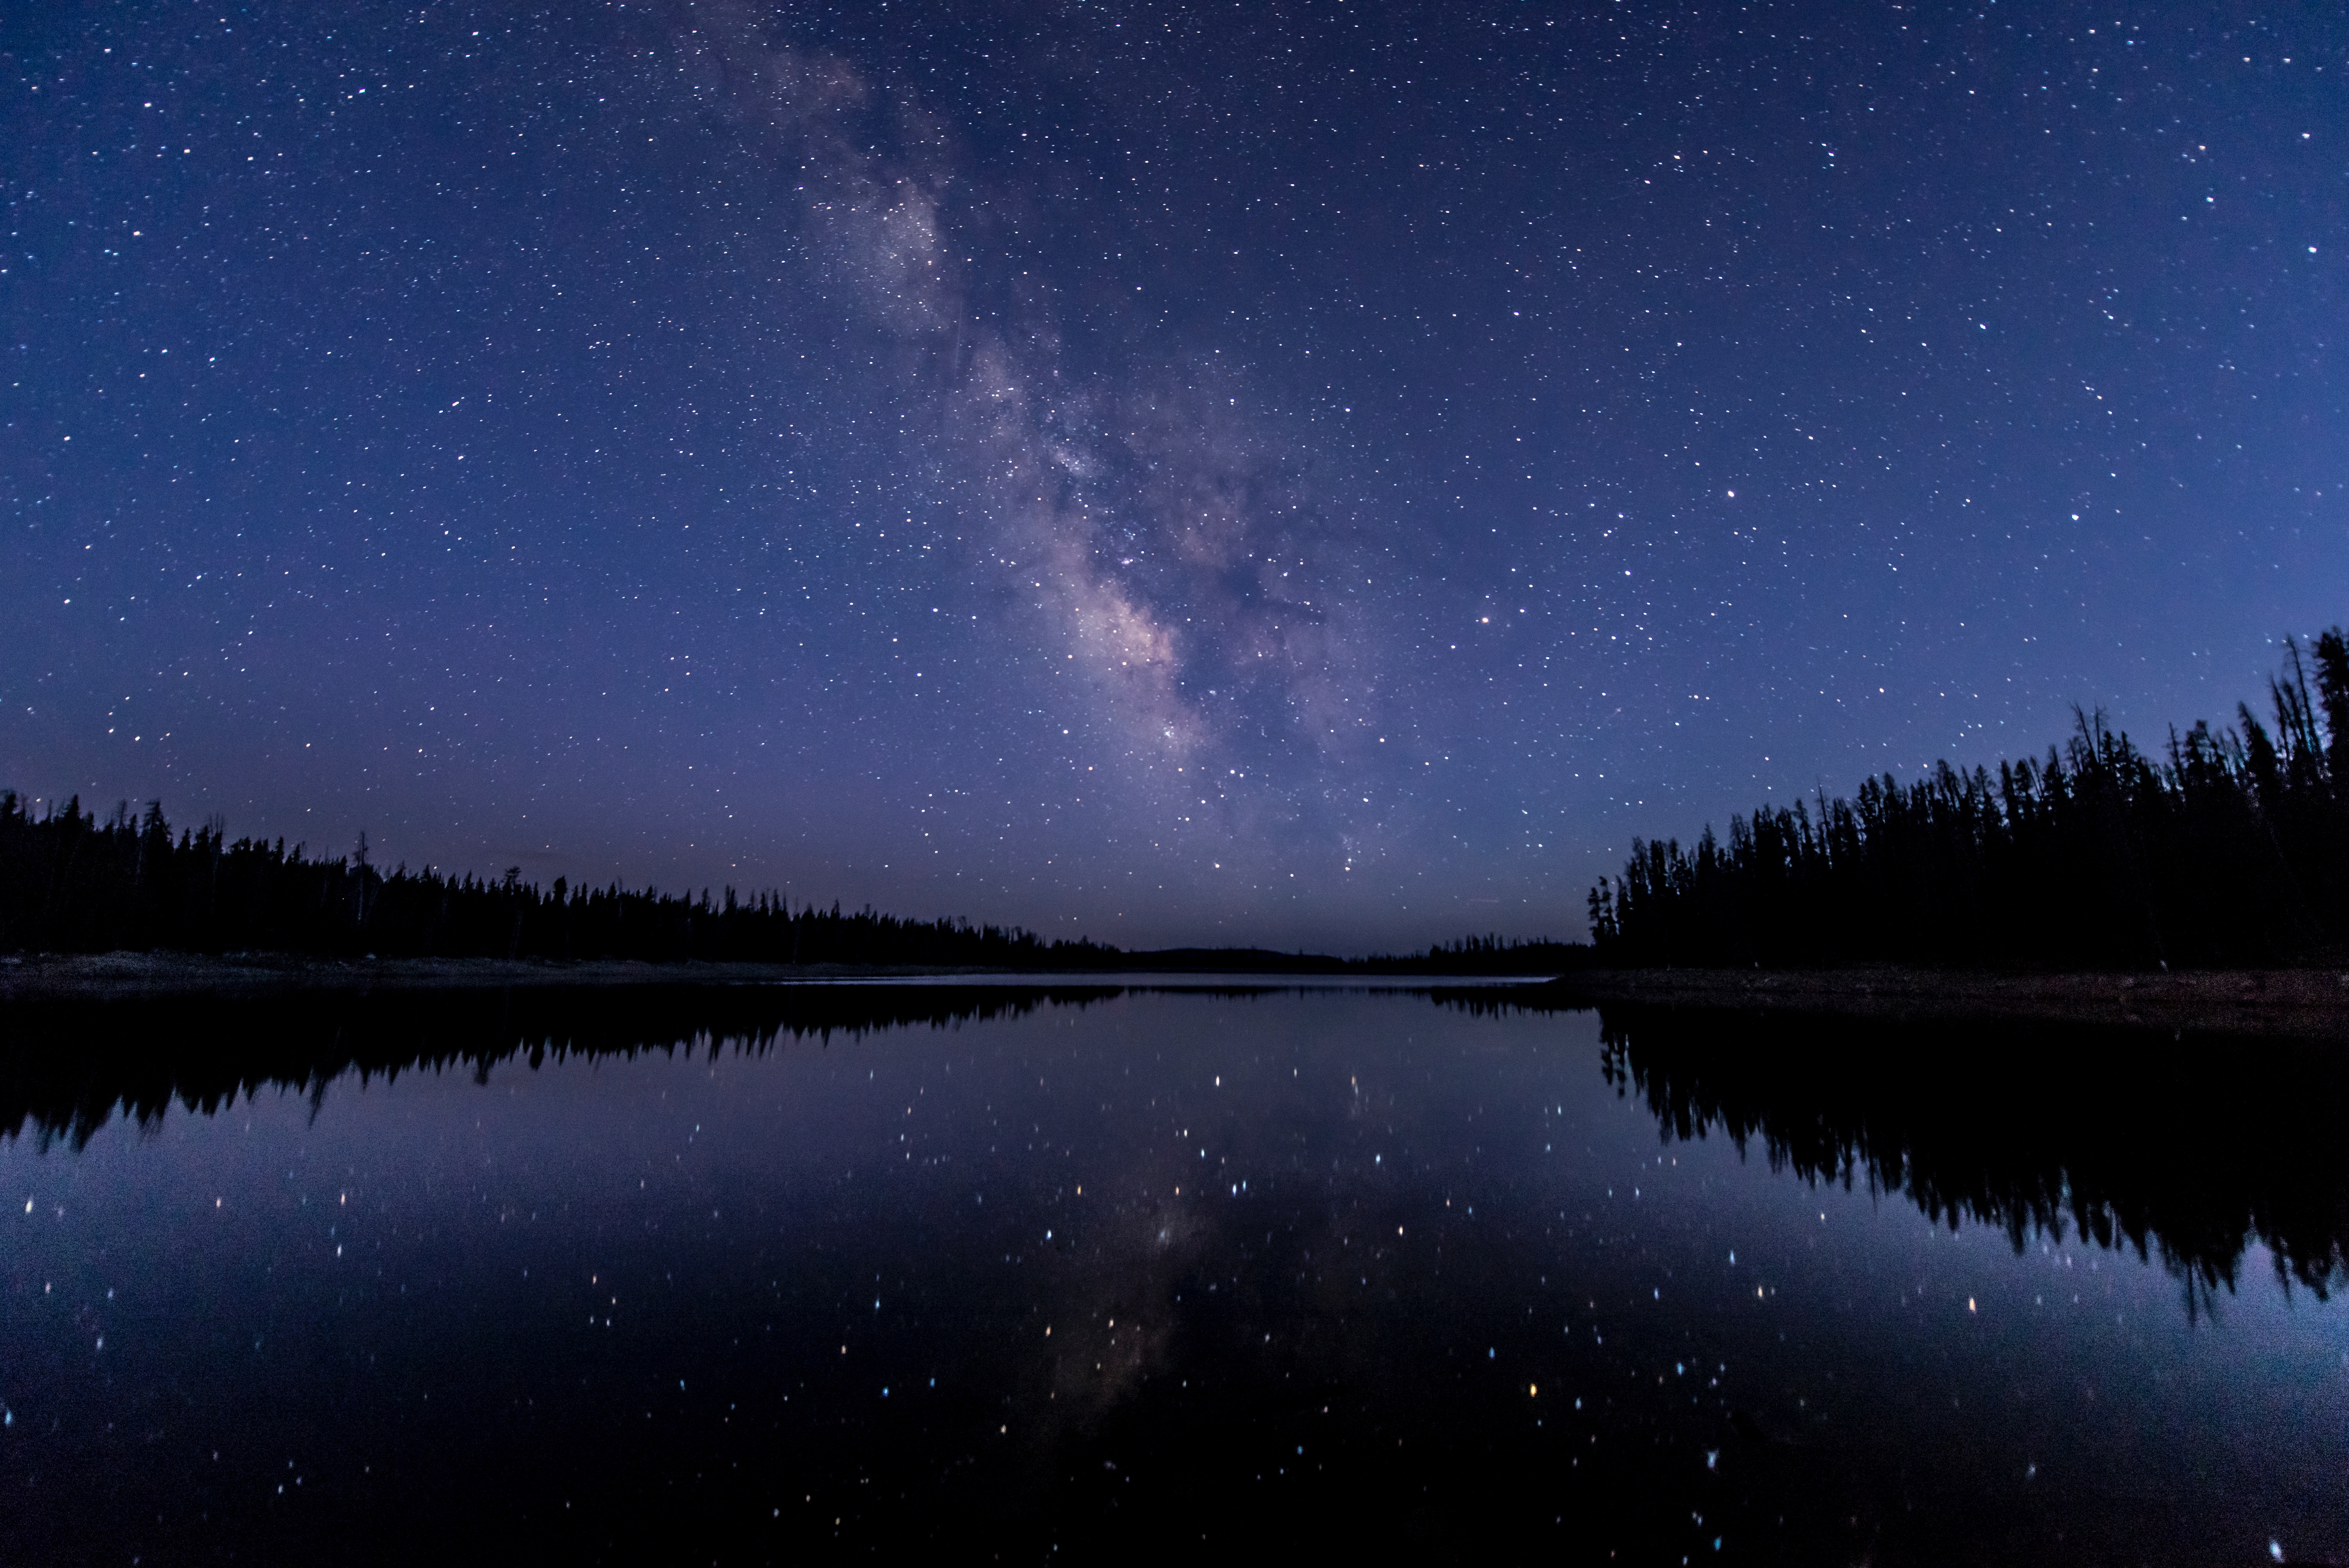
[[1589, 625, 2349, 970]]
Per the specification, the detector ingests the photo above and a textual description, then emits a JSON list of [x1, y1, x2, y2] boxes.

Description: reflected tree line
[[17, 979, 2344, 1309], [0, 983, 1123, 1151], [1588, 626, 2349, 968], [1582, 1000, 2349, 1306]]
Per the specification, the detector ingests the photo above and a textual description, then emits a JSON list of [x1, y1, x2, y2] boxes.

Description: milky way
[[3, 0, 2343, 948], [687, 5, 1401, 850]]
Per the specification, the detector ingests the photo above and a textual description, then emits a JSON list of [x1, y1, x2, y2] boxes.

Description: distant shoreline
[[0, 951, 1541, 1001], [10, 953, 2349, 1037], [1529, 966, 2349, 1039], [0, 952, 988, 1000]]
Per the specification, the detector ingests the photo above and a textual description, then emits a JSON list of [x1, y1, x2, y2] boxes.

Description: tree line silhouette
[[1390, 934, 1596, 975], [0, 793, 1129, 967], [0, 792, 1593, 973], [1587, 625, 2349, 969]]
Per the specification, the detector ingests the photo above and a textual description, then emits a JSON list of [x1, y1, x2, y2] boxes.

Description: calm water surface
[[2, 982, 2344, 1563]]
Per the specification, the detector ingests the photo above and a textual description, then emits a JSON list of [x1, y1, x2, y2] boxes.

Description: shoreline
[[0, 951, 1537, 1001], [0, 952, 1016, 1000], [1531, 966, 2349, 1039], [7, 952, 2349, 1036]]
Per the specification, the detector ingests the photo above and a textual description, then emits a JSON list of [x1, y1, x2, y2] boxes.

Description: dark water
[[2, 981, 2345, 1564]]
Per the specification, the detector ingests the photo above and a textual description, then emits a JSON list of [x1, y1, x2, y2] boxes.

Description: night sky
[[4, 1, 2342, 951]]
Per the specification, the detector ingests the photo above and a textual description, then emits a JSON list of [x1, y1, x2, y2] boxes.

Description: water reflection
[[2, 984, 2344, 1563], [0, 982, 1125, 1149], [1458, 992, 2349, 1310], [12, 982, 2349, 1311]]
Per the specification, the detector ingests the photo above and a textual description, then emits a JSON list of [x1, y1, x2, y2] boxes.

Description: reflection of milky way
[[688, 9, 1383, 831], [15, 989, 2346, 1560], [1029, 1190, 1207, 1434]]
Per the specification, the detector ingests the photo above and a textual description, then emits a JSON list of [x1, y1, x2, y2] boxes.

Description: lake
[[2, 980, 2344, 1563]]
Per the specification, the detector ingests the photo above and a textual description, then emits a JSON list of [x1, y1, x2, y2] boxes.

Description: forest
[[0, 795, 1121, 968], [1588, 626, 2349, 970], [0, 793, 1583, 973]]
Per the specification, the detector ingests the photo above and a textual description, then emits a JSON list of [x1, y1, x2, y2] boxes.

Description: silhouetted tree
[[0, 797, 1134, 969], [1589, 624, 2349, 969]]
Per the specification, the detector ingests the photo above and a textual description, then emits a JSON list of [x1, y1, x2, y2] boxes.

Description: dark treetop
[[1590, 625, 2349, 969], [0, 790, 1586, 973]]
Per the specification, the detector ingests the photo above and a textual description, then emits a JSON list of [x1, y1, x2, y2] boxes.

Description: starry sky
[[3, 0, 2343, 951]]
